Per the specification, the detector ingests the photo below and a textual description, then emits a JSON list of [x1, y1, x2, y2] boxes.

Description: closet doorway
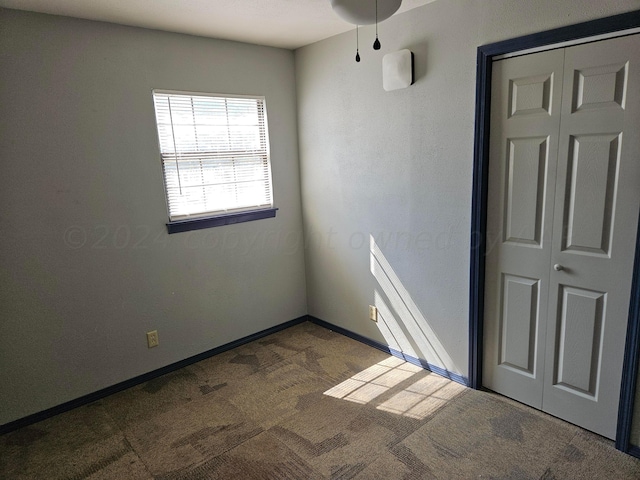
[[469, 11, 640, 451], [483, 34, 640, 440]]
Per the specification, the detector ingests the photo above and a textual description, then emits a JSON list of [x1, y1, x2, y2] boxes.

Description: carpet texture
[[1, 321, 640, 479]]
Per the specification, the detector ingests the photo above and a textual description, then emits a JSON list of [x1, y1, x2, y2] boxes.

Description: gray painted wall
[[3, 0, 640, 430], [295, 0, 640, 380], [0, 9, 307, 425]]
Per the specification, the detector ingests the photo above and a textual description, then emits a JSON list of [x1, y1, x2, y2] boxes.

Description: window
[[152, 90, 276, 233]]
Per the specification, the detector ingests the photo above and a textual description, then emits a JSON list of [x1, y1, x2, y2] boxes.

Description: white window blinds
[[152, 91, 273, 221]]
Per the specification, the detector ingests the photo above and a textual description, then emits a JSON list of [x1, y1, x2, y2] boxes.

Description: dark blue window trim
[[469, 9, 640, 456], [167, 208, 277, 234]]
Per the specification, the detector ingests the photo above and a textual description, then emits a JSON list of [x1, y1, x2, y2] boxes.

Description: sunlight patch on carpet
[[323, 357, 464, 419]]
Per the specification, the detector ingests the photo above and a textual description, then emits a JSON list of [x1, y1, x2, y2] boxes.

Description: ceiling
[[0, 0, 435, 49]]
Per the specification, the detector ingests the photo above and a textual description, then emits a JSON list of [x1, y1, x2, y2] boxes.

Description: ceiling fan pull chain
[[373, 0, 381, 50]]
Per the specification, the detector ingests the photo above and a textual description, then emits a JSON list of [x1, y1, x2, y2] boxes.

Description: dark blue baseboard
[[308, 316, 469, 387], [2, 313, 469, 436], [0, 315, 307, 435]]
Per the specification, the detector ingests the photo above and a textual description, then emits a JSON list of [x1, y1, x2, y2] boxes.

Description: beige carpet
[[2, 321, 640, 479]]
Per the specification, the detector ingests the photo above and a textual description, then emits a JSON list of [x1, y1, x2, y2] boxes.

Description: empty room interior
[[2, 0, 640, 478]]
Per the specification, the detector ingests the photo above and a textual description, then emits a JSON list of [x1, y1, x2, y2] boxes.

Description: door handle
[[553, 264, 564, 271]]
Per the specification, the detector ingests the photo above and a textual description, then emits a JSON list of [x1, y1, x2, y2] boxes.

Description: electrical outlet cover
[[147, 330, 159, 348], [369, 305, 378, 322]]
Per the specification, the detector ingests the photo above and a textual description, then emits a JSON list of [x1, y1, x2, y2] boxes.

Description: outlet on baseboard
[[147, 330, 159, 348], [369, 305, 378, 322]]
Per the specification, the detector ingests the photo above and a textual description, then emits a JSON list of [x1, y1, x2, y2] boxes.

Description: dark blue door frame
[[468, 10, 640, 456]]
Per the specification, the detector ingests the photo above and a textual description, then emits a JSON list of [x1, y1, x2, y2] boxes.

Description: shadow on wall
[[369, 235, 462, 379], [407, 41, 429, 82]]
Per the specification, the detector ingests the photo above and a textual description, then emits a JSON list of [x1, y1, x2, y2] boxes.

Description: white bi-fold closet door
[[483, 34, 640, 440]]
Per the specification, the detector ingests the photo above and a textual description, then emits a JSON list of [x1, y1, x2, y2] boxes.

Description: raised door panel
[[562, 134, 620, 256], [572, 62, 627, 112], [504, 138, 548, 246], [499, 275, 539, 375], [554, 286, 605, 397], [510, 74, 553, 117]]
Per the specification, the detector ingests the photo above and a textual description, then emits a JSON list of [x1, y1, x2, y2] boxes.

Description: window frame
[[151, 89, 277, 234]]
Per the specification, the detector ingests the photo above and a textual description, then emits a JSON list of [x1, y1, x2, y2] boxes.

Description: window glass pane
[[152, 91, 273, 221]]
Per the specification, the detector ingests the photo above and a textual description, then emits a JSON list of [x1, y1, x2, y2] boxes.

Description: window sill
[[166, 208, 278, 234]]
